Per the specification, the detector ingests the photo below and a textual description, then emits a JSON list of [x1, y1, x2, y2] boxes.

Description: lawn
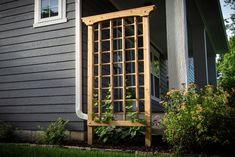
[[0, 144, 187, 157]]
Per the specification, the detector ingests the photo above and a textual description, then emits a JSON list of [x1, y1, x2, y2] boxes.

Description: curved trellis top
[[82, 5, 156, 26]]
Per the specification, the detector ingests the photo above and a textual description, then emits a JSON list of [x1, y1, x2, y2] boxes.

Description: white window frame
[[34, 0, 67, 27], [150, 46, 161, 102]]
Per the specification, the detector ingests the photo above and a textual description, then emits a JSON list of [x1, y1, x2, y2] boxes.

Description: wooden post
[[134, 17, 140, 116], [110, 20, 114, 113], [143, 16, 152, 147], [87, 25, 94, 145], [98, 23, 102, 118], [122, 18, 126, 120]]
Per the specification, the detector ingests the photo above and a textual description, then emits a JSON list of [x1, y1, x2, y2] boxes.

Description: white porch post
[[166, 0, 189, 89]]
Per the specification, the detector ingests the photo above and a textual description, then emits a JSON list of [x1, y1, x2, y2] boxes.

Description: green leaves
[[94, 86, 145, 144], [162, 84, 235, 152], [38, 118, 69, 145], [218, 36, 235, 90]]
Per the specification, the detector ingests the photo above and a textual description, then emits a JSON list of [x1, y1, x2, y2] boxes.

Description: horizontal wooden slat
[[0, 0, 75, 12], [0, 78, 75, 91], [0, 4, 33, 19], [0, 113, 82, 122], [0, 27, 75, 47], [0, 87, 75, 98], [0, 95, 75, 106], [11, 121, 85, 131], [0, 52, 74, 69], [88, 121, 146, 127], [0, 44, 75, 61], [0, 69, 75, 83], [0, 61, 75, 76], [0, 104, 77, 114], [0, 2, 75, 20], [0, 36, 75, 54], [0, 20, 75, 40], [0, 0, 32, 12]]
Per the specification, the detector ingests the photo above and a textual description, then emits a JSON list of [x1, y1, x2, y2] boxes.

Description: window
[[150, 49, 160, 101], [34, 0, 67, 27]]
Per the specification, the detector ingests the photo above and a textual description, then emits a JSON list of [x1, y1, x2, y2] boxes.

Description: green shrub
[[0, 121, 15, 142], [162, 84, 235, 152], [38, 118, 69, 145]]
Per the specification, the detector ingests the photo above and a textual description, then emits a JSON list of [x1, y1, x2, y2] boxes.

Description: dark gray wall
[[160, 59, 168, 95], [0, 0, 116, 131]]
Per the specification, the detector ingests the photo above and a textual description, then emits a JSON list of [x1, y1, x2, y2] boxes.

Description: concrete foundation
[[14, 130, 86, 143]]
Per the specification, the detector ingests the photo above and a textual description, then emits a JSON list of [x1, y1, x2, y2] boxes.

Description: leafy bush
[[38, 118, 69, 145], [162, 84, 235, 152], [0, 121, 15, 142]]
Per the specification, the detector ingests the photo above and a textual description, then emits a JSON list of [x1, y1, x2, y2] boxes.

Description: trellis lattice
[[82, 5, 156, 147]]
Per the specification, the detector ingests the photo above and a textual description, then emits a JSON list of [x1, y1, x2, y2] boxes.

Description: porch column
[[192, 28, 209, 89], [188, 0, 209, 89], [166, 0, 189, 89], [207, 54, 217, 86]]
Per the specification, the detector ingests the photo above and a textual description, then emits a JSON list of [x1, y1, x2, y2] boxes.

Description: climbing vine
[[93, 86, 145, 144]]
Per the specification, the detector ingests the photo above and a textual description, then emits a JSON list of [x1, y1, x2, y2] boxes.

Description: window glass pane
[[151, 74, 154, 96], [41, 8, 49, 18], [50, 7, 58, 17], [41, 0, 58, 18], [155, 77, 160, 98], [50, 0, 58, 8], [41, 0, 49, 9]]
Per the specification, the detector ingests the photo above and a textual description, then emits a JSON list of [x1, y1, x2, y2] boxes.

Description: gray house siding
[[0, 0, 116, 131], [160, 59, 168, 95], [0, 0, 168, 132]]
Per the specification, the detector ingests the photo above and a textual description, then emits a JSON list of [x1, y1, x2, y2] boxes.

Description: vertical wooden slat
[[134, 17, 139, 116], [87, 25, 94, 145], [143, 16, 152, 147], [121, 18, 126, 120], [98, 23, 102, 119], [110, 20, 114, 113]]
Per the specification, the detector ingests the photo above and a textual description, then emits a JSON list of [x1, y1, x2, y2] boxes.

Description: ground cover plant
[[37, 118, 69, 145], [0, 121, 15, 142]]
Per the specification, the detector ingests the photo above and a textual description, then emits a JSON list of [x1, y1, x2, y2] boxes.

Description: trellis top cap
[[82, 5, 156, 26]]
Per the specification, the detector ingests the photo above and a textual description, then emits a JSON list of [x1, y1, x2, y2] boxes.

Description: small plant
[[0, 121, 15, 142], [38, 118, 69, 145], [94, 86, 145, 144], [162, 84, 235, 152]]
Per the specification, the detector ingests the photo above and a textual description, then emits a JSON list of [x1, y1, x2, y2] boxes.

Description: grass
[[0, 144, 187, 157]]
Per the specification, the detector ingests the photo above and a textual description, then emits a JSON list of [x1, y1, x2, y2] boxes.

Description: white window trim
[[150, 46, 161, 102], [34, 0, 67, 28]]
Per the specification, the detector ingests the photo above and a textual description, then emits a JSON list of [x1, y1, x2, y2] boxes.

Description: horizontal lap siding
[[0, 0, 82, 131], [0, 0, 117, 132], [160, 59, 168, 95]]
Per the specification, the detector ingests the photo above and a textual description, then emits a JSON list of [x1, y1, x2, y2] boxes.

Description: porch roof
[[110, 0, 228, 54], [195, 0, 228, 54]]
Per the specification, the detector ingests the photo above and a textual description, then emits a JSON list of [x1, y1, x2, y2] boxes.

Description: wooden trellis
[[82, 5, 156, 147]]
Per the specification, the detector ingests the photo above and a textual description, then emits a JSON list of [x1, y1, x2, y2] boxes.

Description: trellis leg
[[143, 16, 152, 147], [87, 25, 94, 145], [110, 20, 114, 113], [134, 17, 140, 116], [121, 18, 126, 120], [98, 23, 102, 119]]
